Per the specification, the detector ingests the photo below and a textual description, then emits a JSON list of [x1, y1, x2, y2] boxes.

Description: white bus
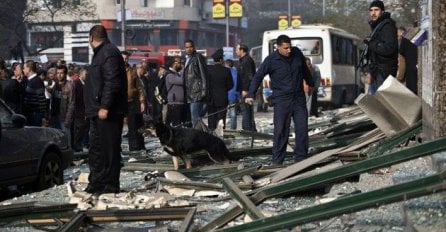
[[249, 45, 262, 68], [262, 25, 362, 107]]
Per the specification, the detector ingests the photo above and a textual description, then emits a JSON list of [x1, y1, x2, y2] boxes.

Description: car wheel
[[36, 152, 63, 190]]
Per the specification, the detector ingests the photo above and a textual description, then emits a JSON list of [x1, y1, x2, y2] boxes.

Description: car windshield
[[270, 37, 323, 64]]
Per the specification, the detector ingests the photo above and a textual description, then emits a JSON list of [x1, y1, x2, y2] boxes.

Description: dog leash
[[203, 102, 240, 119], [172, 102, 241, 128]]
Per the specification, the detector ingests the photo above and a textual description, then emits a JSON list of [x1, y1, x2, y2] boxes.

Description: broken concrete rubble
[[1, 106, 444, 231], [355, 76, 422, 136]]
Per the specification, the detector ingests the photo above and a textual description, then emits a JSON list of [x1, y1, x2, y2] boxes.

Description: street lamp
[[288, 0, 291, 26], [121, 0, 126, 51]]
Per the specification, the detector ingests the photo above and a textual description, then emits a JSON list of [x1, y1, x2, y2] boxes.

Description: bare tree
[[0, 0, 27, 59], [23, 0, 97, 55]]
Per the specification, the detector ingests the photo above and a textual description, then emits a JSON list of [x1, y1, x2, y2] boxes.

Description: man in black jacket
[[84, 25, 128, 195], [183, 39, 208, 127], [236, 44, 257, 131], [207, 48, 233, 131], [364, 0, 398, 95]]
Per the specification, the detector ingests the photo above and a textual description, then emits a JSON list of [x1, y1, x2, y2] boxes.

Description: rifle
[[356, 19, 390, 71], [357, 44, 369, 70]]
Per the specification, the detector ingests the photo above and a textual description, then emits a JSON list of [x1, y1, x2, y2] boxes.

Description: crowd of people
[[0, 1, 419, 194], [0, 58, 90, 152]]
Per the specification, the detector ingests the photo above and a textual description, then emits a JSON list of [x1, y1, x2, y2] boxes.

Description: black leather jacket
[[367, 12, 398, 77], [237, 54, 256, 92], [183, 51, 208, 102], [84, 41, 128, 118]]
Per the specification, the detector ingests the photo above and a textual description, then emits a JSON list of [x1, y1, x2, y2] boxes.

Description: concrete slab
[[355, 76, 421, 136]]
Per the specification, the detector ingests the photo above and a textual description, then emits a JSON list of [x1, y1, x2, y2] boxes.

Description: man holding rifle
[[361, 0, 398, 95]]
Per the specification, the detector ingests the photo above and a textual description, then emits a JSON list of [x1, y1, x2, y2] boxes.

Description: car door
[[0, 101, 32, 182]]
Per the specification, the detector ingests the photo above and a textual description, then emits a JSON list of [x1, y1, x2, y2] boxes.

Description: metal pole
[[288, 0, 291, 26], [323, 0, 326, 17], [121, 0, 126, 50], [226, 0, 229, 47]]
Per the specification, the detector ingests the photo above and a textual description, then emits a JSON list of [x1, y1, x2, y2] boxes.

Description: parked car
[[0, 99, 73, 190]]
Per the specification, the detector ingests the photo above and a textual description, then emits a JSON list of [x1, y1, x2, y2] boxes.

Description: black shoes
[[85, 184, 104, 194], [85, 184, 120, 195]]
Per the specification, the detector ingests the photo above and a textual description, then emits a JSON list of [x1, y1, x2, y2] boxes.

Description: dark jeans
[[369, 71, 385, 95], [190, 101, 207, 127], [272, 96, 308, 165], [241, 102, 256, 131], [88, 114, 124, 191], [370, 67, 396, 95], [228, 100, 238, 130], [127, 101, 145, 151]]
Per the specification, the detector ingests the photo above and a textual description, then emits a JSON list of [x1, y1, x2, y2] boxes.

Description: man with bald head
[[84, 25, 128, 195]]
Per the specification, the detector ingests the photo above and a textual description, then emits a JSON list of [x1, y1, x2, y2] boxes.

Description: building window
[[185, 30, 198, 45], [117, 0, 120, 4], [143, 0, 148, 7], [51, 0, 62, 8], [184, 0, 191, 7], [160, 30, 178, 46], [331, 35, 354, 65], [31, 31, 64, 51], [72, 47, 89, 63]]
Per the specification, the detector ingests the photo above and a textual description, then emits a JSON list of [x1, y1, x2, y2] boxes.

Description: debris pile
[[1, 104, 445, 231]]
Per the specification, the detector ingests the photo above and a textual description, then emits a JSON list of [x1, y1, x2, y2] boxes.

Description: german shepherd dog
[[141, 121, 238, 170]]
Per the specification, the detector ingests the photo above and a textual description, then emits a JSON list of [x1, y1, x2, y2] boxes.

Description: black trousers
[[207, 104, 227, 131], [127, 101, 145, 151], [73, 117, 89, 151], [166, 104, 187, 127], [88, 114, 124, 191], [272, 96, 308, 165]]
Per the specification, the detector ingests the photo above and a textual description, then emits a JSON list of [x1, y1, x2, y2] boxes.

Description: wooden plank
[[339, 128, 385, 153], [200, 137, 446, 231], [217, 172, 446, 232], [58, 212, 87, 232], [158, 178, 223, 190], [208, 166, 261, 183], [179, 208, 196, 232], [27, 207, 193, 225], [0, 202, 77, 222], [269, 147, 343, 183], [221, 178, 264, 220]]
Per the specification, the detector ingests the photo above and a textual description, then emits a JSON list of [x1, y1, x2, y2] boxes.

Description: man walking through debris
[[122, 51, 146, 153], [236, 44, 257, 132], [207, 48, 233, 131], [84, 25, 127, 195], [183, 39, 208, 128], [364, 0, 398, 95], [245, 35, 313, 166]]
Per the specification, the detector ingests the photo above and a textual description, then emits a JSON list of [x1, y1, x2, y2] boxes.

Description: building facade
[[26, 0, 245, 63]]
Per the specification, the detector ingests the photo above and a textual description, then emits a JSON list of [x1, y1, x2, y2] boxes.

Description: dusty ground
[[1, 107, 445, 231]]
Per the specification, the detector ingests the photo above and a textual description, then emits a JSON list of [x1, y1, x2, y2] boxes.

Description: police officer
[[245, 35, 313, 165]]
